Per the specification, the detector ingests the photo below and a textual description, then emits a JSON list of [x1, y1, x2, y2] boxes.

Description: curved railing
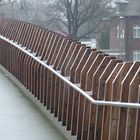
[[0, 18, 140, 140]]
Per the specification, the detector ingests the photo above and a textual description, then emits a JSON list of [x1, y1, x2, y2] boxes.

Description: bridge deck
[[0, 70, 66, 140]]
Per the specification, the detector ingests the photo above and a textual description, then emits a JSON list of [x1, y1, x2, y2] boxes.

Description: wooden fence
[[0, 18, 140, 140]]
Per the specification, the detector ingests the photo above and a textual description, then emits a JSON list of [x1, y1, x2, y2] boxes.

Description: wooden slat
[[53, 41, 77, 117], [43, 33, 56, 61], [125, 67, 140, 140], [14, 20, 23, 42], [87, 56, 114, 140], [100, 63, 123, 140], [94, 59, 121, 140], [21, 23, 31, 47], [81, 53, 106, 140], [58, 44, 82, 123], [38, 31, 49, 57], [47, 35, 60, 64], [104, 62, 133, 140], [4, 19, 13, 38], [77, 50, 100, 140], [2, 19, 9, 35], [46, 36, 66, 112], [136, 87, 140, 140], [17, 22, 25, 44], [116, 62, 140, 140], [9, 20, 17, 40], [69, 48, 92, 134], [32, 28, 44, 53], [53, 39, 72, 69]]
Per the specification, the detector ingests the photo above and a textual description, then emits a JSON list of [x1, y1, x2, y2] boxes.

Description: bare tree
[[49, 0, 114, 40], [0, 0, 8, 16], [0, 0, 35, 21]]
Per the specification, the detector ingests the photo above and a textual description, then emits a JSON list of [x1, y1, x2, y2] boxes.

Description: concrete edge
[[0, 65, 77, 140]]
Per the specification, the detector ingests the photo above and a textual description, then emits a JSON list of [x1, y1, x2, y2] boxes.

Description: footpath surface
[[0, 70, 66, 140]]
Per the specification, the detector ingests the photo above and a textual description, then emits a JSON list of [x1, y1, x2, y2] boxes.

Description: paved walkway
[[0, 70, 66, 140]]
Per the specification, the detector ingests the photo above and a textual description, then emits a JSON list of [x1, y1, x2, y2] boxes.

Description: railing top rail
[[0, 35, 140, 109]]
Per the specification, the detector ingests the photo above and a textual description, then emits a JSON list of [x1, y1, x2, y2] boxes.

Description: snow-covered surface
[[80, 39, 96, 48], [0, 69, 67, 140]]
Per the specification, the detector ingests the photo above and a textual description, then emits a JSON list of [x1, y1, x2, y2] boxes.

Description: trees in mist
[[51, 0, 114, 40], [0, 0, 114, 40]]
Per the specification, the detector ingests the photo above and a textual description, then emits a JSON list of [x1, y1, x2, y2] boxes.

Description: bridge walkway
[[0, 70, 66, 140]]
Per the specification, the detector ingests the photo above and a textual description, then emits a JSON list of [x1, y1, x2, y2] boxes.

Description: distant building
[[97, 0, 140, 61]]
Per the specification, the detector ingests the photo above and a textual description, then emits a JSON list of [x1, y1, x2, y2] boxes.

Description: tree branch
[[56, 24, 68, 36], [77, 22, 104, 40]]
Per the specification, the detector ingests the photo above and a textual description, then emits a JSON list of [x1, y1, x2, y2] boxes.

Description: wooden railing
[[0, 18, 140, 140]]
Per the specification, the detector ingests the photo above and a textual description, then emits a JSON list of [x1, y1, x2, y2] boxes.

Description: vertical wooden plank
[[42, 67, 48, 105], [12, 20, 20, 41], [29, 27, 40, 52], [9, 20, 17, 40], [50, 36, 64, 65], [35, 28, 46, 53], [86, 53, 108, 91], [24, 51, 32, 88], [36, 30, 49, 57], [71, 48, 92, 134], [36, 32, 53, 104], [31, 28, 43, 53], [31, 59, 37, 95], [0, 18, 5, 34], [24, 28, 40, 89], [36, 62, 42, 99], [14, 20, 23, 42], [47, 35, 60, 64], [43, 33, 56, 61], [21, 23, 31, 47], [38, 32, 55, 102], [49, 37, 67, 113], [5, 19, 13, 38], [100, 63, 123, 140], [17, 22, 25, 45], [136, 86, 140, 140], [63, 48, 92, 127], [27, 29, 45, 93], [125, 67, 140, 140], [41, 32, 53, 60], [77, 50, 100, 140], [45, 35, 62, 110], [39, 65, 46, 103], [81, 53, 106, 140], [87, 56, 113, 140], [116, 62, 140, 140], [52, 38, 70, 69], [24, 24, 34, 48], [59, 41, 78, 73], [2, 18, 9, 35], [21, 51, 28, 87], [58, 45, 85, 122], [104, 62, 132, 140], [94, 59, 121, 140], [80, 49, 99, 90], [54, 41, 76, 117], [2, 19, 9, 37], [17, 49, 25, 81], [64, 44, 84, 76], [2, 19, 9, 36], [3, 19, 11, 37], [58, 44, 82, 123]]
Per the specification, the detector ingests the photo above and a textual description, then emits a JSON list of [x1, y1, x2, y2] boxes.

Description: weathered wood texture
[[0, 18, 139, 140]]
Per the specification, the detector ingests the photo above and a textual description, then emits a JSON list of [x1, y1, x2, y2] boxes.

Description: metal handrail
[[0, 35, 140, 109]]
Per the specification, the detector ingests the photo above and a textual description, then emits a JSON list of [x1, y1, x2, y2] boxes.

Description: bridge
[[0, 18, 140, 140]]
